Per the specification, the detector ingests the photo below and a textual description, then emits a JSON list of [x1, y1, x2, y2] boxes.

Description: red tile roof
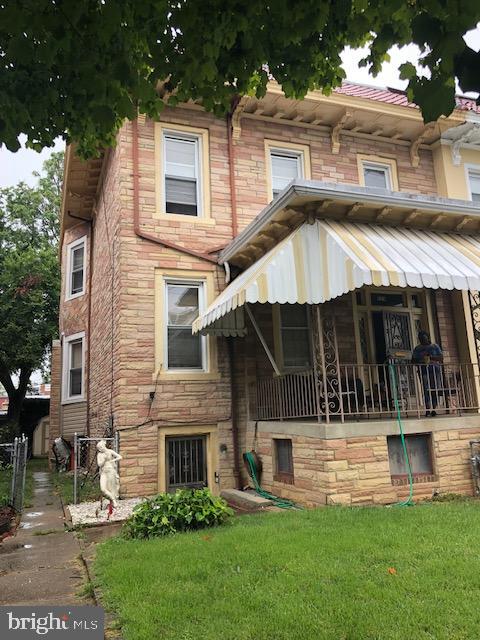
[[333, 81, 480, 114]]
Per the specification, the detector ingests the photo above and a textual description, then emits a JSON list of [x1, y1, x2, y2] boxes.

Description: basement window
[[387, 433, 434, 486], [274, 438, 294, 484]]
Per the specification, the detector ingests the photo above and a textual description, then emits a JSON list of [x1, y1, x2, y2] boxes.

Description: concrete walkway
[[0, 470, 86, 605]]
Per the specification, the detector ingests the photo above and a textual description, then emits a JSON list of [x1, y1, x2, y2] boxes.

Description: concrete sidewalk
[[0, 469, 87, 605]]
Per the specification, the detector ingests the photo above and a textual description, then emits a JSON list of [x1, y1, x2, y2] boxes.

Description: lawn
[[95, 502, 480, 640]]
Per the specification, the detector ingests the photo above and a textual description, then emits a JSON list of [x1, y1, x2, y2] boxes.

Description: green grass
[[95, 502, 480, 640], [0, 456, 47, 507], [51, 470, 101, 506]]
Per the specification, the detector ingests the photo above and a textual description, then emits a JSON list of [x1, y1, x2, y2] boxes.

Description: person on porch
[[412, 331, 443, 417]]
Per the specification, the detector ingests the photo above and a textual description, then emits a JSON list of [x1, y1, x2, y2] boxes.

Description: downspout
[[227, 96, 240, 239], [206, 97, 241, 253], [227, 337, 241, 489], [131, 119, 217, 264]]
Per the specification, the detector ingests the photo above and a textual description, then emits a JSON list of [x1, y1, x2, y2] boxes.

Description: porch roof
[[192, 219, 480, 336]]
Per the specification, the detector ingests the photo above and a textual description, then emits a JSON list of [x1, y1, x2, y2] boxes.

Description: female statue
[[96, 439, 122, 507]]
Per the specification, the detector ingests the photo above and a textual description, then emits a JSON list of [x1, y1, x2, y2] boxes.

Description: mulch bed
[[0, 505, 16, 541]]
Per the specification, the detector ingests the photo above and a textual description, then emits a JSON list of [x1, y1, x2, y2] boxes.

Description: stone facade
[[52, 90, 480, 505]]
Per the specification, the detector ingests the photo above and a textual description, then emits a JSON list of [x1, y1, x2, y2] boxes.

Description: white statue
[[96, 440, 122, 508]]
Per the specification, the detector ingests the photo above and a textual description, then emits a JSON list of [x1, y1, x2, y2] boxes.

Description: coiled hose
[[244, 451, 301, 510]]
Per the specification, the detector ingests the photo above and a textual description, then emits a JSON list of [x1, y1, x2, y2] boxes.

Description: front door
[[166, 435, 207, 491]]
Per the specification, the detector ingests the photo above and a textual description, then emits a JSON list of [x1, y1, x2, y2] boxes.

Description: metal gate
[[73, 433, 119, 504], [6, 436, 28, 512], [167, 435, 207, 491]]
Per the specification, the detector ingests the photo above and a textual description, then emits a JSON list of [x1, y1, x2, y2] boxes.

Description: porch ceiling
[[220, 180, 480, 269], [193, 218, 480, 336]]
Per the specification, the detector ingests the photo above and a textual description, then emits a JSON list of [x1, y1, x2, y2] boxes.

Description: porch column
[[311, 304, 341, 423]]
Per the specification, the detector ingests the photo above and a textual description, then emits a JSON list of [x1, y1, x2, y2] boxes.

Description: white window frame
[[269, 148, 304, 198], [162, 130, 203, 217], [164, 279, 207, 372], [465, 164, 480, 202], [361, 161, 393, 190], [62, 331, 86, 404], [65, 236, 87, 301]]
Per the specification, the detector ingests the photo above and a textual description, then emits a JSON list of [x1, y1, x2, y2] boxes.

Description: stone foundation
[[252, 419, 480, 507]]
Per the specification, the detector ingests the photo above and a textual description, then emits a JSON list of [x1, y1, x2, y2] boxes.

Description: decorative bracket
[[331, 110, 352, 154], [231, 96, 250, 141], [410, 122, 436, 167]]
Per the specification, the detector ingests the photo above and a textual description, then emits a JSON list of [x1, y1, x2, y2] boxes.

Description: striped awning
[[193, 219, 480, 336]]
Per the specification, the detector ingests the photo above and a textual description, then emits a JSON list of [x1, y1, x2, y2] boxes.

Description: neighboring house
[[50, 81, 480, 506]]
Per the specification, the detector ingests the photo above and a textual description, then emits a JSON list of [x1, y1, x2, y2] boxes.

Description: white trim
[[164, 278, 207, 372], [465, 163, 480, 201], [65, 236, 87, 301], [162, 129, 202, 217], [361, 161, 392, 190], [62, 331, 86, 404]]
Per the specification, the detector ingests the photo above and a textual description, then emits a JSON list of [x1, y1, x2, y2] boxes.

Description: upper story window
[[164, 132, 202, 216], [66, 236, 86, 300], [265, 140, 311, 201], [278, 305, 312, 370], [270, 150, 304, 197], [358, 155, 398, 191], [362, 162, 392, 189], [165, 281, 206, 371], [467, 169, 480, 202], [62, 332, 85, 403]]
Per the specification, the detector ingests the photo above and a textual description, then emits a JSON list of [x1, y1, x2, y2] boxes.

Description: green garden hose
[[388, 362, 414, 507], [244, 451, 301, 510]]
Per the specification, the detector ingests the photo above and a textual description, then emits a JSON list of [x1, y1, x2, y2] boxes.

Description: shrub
[[122, 489, 234, 539]]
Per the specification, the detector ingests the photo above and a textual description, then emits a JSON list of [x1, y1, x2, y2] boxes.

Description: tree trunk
[[1, 368, 31, 438]]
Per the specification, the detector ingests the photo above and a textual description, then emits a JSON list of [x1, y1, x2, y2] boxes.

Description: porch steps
[[221, 489, 273, 511]]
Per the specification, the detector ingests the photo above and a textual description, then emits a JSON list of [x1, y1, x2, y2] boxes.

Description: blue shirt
[[412, 343, 442, 364]]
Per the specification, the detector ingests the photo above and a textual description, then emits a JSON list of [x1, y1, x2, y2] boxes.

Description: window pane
[[71, 269, 84, 294], [275, 439, 293, 474], [388, 435, 433, 476], [280, 306, 311, 368], [72, 246, 84, 270], [167, 328, 202, 368], [364, 166, 388, 189], [165, 177, 197, 205], [70, 341, 83, 369], [282, 329, 311, 368], [165, 137, 196, 179], [271, 152, 301, 194], [470, 173, 480, 199], [371, 293, 405, 307], [69, 368, 82, 396], [167, 285, 199, 325]]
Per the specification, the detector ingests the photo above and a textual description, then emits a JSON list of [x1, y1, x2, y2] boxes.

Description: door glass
[[167, 436, 207, 491]]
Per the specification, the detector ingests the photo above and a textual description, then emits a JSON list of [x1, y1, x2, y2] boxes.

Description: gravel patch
[[68, 497, 145, 527]]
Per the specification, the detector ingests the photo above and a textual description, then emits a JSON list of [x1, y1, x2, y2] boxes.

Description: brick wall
[[65, 103, 464, 499], [48, 340, 61, 461]]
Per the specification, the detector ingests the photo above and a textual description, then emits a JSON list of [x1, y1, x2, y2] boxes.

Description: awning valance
[[193, 219, 480, 336]]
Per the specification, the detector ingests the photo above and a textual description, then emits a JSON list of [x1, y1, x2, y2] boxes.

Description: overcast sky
[[1, 28, 479, 189]]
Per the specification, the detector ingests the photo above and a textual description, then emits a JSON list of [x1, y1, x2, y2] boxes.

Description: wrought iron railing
[[253, 362, 480, 423]]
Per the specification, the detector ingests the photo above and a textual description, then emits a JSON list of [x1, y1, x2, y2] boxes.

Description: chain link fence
[[0, 436, 28, 512], [73, 432, 119, 504]]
